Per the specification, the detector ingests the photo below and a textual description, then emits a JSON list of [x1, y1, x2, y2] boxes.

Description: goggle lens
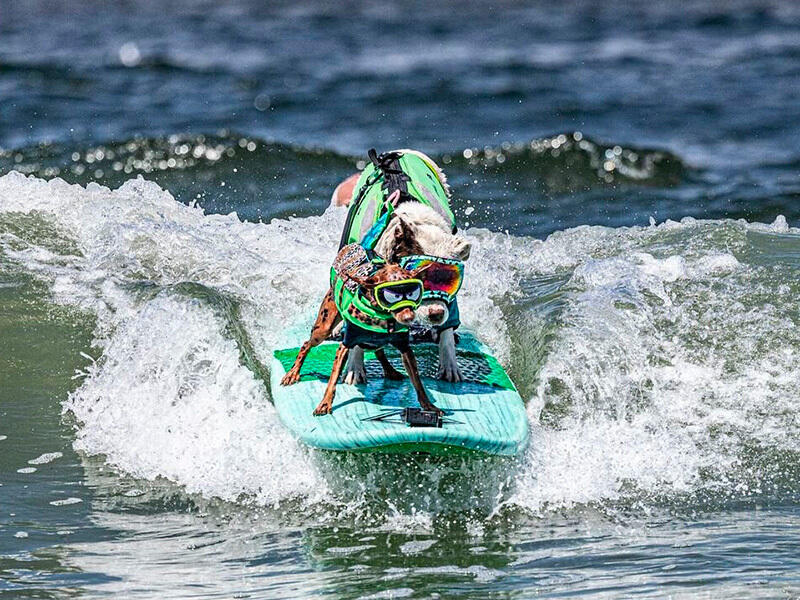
[[400, 256, 464, 300], [375, 280, 424, 311]]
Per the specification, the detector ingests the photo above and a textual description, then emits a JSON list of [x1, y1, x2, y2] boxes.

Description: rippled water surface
[[1, 1, 800, 598]]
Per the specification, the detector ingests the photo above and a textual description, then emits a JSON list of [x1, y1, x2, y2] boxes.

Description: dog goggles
[[374, 279, 424, 312], [399, 255, 464, 301]]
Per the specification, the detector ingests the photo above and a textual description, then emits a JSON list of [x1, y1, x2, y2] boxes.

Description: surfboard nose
[[331, 173, 360, 207]]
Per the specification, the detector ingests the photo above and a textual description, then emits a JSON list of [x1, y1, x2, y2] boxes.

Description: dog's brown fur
[[383, 215, 426, 263], [281, 262, 441, 417]]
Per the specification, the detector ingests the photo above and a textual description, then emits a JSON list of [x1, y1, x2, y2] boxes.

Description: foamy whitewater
[[1, 171, 799, 522]]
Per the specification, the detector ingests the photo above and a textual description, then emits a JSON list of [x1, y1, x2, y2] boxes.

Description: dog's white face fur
[[414, 300, 449, 328], [372, 202, 470, 328], [373, 203, 471, 263]]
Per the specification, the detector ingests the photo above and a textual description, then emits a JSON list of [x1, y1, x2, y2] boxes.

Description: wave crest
[[1, 172, 799, 523]]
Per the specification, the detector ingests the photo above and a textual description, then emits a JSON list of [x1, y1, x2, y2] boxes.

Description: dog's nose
[[427, 305, 446, 324], [394, 308, 416, 325]]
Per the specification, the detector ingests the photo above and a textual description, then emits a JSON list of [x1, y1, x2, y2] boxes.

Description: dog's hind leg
[[398, 344, 443, 416], [375, 349, 405, 381], [281, 288, 341, 386], [313, 343, 349, 416]]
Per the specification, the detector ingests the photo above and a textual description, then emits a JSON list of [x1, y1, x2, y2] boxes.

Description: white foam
[[50, 497, 83, 506], [383, 565, 503, 584], [2, 171, 799, 520], [398, 539, 437, 555], [510, 220, 800, 512], [692, 253, 741, 276], [29, 452, 63, 465], [65, 295, 324, 505], [358, 589, 415, 600], [327, 544, 375, 555]]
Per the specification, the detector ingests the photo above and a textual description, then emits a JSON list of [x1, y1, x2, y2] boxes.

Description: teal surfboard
[[269, 331, 529, 456]]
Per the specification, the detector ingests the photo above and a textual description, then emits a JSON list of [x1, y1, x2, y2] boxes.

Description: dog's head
[[346, 263, 429, 326], [369, 198, 472, 328], [371, 203, 470, 328], [374, 203, 472, 264]]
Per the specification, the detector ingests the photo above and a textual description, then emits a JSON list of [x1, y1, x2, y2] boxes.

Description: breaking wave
[[1, 171, 798, 526]]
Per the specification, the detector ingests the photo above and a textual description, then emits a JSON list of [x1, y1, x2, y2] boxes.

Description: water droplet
[[28, 452, 62, 465], [49, 497, 83, 506], [119, 42, 142, 67], [254, 94, 271, 111]]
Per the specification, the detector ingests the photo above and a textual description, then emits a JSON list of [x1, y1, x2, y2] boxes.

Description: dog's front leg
[[282, 288, 340, 386], [342, 346, 367, 384], [399, 345, 443, 416], [313, 343, 349, 416], [436, 328, 462, 382]]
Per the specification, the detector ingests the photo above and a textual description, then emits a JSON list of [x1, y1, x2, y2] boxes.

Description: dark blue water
[[1, 1, 800, 598], [3, 0, 800, 232]]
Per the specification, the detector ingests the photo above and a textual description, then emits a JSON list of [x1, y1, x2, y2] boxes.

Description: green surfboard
[[269, 330, 529, 457]]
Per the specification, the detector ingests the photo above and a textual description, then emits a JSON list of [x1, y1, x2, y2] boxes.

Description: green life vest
[[330, 244, 406, 334], [339, 149, 456, 250]]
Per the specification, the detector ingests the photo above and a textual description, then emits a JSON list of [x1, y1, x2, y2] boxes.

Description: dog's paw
[[342, 364, 367, 385], [420, 402, 445, 417], [281, 369, 301, 386], [313, 401, 332, 416], [342, 347, 367, 385], [383, 366, 405, 381], [437, 360, 463, 383]]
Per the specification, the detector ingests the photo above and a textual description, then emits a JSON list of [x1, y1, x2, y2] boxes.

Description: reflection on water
[[58, 463, 800, 599]]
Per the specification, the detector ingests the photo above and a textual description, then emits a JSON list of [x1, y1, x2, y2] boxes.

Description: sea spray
[[2, 172, 799, 522]]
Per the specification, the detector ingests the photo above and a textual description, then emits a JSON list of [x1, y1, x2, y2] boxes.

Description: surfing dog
[[331, 150, 470, 384], [281, 245, 441, 416]]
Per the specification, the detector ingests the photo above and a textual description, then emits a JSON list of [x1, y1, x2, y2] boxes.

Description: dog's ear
[[454, 237, 472, 261], [387, 216, 411, 262], [393, 215, 408, 240]]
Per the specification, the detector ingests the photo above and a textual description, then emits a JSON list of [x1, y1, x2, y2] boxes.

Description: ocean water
[[1, 1, 800, 598]]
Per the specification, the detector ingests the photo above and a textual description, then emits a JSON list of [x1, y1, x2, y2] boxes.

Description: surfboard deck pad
[[269, 332, 529, 456]]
